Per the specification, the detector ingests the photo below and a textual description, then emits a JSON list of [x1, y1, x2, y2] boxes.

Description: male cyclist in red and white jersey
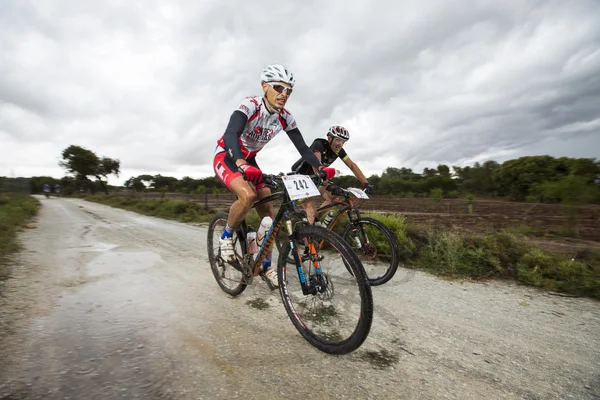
[[213, 64, 335, 287]]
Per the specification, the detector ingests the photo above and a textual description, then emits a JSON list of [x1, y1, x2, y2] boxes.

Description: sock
[[262, 254, 272, 271], [221, 224, 233, 239]]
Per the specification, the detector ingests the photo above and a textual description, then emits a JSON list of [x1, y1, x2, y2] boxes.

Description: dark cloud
[[1, 0, 599, 183]]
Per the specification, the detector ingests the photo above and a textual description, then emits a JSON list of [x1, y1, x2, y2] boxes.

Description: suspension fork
[[346, 208, 369, 248]]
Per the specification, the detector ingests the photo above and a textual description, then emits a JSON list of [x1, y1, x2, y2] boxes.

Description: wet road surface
[[0, 197, 599, 399]]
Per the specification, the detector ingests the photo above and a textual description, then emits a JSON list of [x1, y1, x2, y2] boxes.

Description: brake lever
[[262, 175, 279, 189]]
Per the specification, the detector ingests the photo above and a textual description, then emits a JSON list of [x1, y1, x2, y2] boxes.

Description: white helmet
[[327, 125, 350, 141], [260, 64, 295, 87]]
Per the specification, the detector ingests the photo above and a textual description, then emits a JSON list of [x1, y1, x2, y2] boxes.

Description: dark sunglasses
[[266, 82, 293, 95]]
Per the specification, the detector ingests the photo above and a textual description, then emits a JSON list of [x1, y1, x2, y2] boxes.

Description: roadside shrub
[[0, 194, 39, 271], [365, 213, 416, 261], [418, 231, 533, 279], [518, 248, 600, 298], [418, 230, 469, 276], [119, 198, 139, 207]]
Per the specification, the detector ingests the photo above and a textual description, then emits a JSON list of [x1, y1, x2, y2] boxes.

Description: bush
[[418, 230, 531, 279], [365, 213, 416, 261], [0, 194, 39, 272], [518, 248, 600, 297]]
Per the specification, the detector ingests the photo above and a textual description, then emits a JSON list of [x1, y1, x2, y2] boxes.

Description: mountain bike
[[207, 173, 373, 355], [276, 187, 399, 286]]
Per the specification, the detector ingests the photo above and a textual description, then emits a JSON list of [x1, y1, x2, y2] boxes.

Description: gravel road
[[0, 197, 598, 399]]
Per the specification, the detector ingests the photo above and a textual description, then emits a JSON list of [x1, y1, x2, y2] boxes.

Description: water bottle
[[246, 231, 258, 254], [257, 216, 273, 247], [322, 211, 335, 227]]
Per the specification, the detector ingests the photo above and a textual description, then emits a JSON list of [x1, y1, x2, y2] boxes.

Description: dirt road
[[1, 197, 598, 399]]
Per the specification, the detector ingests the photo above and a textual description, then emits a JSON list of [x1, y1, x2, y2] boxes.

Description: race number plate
[[346, 187, 369, 199], [281, 175, 321, 200]]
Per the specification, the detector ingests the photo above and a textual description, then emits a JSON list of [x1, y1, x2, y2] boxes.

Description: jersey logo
[[215, 161, 227, 181]]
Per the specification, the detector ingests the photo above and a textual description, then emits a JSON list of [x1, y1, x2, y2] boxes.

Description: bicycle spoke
[[207, 213, 247, 296], [278, 225, 372, 354], [343, 217, 400, 286]]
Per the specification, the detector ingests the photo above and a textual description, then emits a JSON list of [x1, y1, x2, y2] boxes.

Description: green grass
[[415, 229, 600, 298], [363, 213, 417, 261], [0, 193, 39, 277]]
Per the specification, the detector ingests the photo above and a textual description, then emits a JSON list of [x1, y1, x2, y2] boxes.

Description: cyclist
[[42, 183, 51, 198], [213, 64, 335, 287], [291, 125, 375, 209]]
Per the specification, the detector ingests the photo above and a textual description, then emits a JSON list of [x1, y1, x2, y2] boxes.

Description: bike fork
[[285, 218, 319, 296]]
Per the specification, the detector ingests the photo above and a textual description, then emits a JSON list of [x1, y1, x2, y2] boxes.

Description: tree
[[151, 175, 178, 191], [437, 164, 450, 177], [124, 175, 153, 192], [95, 157, 120, 194], [423, 167, 437, 178], [59, 145, 120, 195], [492, 155, 599, 201]]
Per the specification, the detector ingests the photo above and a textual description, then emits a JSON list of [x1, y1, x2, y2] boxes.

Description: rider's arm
[[343, 157, 368, 185], [311, 152, 323, 174], [286, 128, 322, 170], [222, 110, 249, 166]]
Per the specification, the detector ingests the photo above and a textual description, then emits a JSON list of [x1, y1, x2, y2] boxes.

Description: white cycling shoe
[[219, 236, 235, 261], [263, 267, 279, 288]]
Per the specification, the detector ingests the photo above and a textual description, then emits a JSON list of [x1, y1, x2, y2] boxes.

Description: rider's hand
[[319, 167, 336, 181], [238, 164, 263, 184], [363, 182, 375, 195], [326, 184, 345, 196]]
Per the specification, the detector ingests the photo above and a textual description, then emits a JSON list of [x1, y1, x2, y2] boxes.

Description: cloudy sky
[[1, 0, 599, 186]]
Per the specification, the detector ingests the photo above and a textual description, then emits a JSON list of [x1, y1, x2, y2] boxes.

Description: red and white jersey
[[216, 96, 297, 159]]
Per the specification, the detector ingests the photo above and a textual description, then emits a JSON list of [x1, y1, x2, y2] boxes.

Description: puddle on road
[[358, 349, 400, 369], [246, 298, 270, 310], [86, 251, 162, 277], [0, 245, 188, 398], [66, 242, 119, 252], [6, 249, 183, 399]]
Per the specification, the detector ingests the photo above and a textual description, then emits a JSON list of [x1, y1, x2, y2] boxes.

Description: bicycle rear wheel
[[207, 212, 247, 296], [277, 225, 373, 355], [343, 217, 399, 286]]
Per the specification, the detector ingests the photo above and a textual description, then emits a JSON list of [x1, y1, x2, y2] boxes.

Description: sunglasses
[[266, 82, 293, 95]]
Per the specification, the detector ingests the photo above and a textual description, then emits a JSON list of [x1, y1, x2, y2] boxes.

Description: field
[[110, 192, 600, 241]]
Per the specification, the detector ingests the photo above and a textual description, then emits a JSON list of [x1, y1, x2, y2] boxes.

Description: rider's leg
[[254, 186, 274, 220], [254, 186, 278, 286], [318, 186, 337, 208], [226, 177, 258, 229], [217, 177, 257, 261], [301, 199, 318, 224]]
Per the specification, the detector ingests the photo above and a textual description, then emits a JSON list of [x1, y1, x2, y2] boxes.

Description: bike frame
[[316, 195, 362, 231], [236, 182, 324, 296]]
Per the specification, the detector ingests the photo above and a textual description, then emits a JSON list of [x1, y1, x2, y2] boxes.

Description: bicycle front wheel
[[277, 225, 373, 355], [343, 217, 399, 286], [207, 212, 247, 296]]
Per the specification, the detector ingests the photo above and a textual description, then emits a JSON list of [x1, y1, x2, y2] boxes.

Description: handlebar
[[257, 173, 325, 190], [325, 185, 370, 199], [261, 174, 281, 189]]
